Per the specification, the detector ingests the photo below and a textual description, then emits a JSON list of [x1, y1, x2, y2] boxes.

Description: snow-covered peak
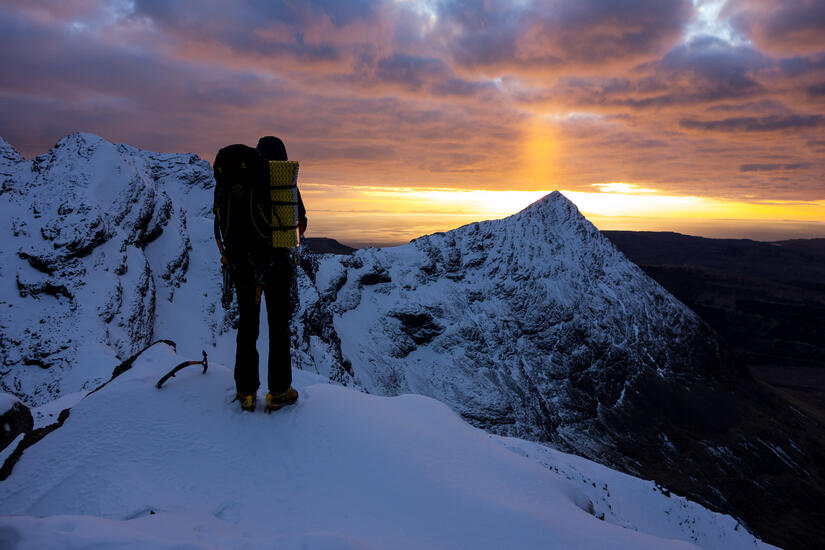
[[31, 132, 146, 199], [417, 190, 595, 247], [54, 131, 110, 149], [310, 190, 703, 444], [514, 190, 605, 242], [519, 189, 581, 219], [35, 132, 112, 170]]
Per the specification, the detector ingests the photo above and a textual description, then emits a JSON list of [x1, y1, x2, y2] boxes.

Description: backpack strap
[[213, 215, 227, 264]]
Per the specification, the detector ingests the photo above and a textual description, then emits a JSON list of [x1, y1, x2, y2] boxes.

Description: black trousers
[[233, 252, 294, 395]]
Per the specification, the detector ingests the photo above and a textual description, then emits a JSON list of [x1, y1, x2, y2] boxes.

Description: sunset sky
[[2, 0, 824, 247]]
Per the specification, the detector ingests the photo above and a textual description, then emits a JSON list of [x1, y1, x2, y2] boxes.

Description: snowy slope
[[0, 344, 773, 550]]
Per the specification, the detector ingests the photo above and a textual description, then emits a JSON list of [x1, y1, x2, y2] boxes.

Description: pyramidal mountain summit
[[1, 133, 822, 549]]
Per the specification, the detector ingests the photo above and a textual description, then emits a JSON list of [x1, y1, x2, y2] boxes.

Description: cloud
[[655, 35, 768, 95], [707, 99, 791, 112], [679, 114, 824, 132], [134, 0, 379, 28], [438, 0, 693, 74], [0, 11, 285, 108], [739, 163, 812, 172], [126, 0, 390, 69], [777, 52, 825, 77], [725, 0, 825, 55], [370, 53, 495, 97], [808, 82, 825, 96], [511, 37, 774, 111], [0, 0, 109, 23]]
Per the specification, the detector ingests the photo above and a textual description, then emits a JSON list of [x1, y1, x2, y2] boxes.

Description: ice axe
[[156, 350, 208, 389]]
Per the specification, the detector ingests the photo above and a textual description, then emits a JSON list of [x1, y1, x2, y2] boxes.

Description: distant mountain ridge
[[0, 134, 822, 549], [604, 231, 825, 291], [303, 237, 356, 255], [604, 230, 825, 371]]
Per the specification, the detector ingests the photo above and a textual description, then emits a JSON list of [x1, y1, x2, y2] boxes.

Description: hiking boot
[[265, 388, 299, 413], [234, 392, 256, 412]]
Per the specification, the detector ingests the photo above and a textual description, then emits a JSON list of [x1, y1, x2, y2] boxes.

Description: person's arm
[[297, 188, 308, 235], [213, 183, 227, 262]]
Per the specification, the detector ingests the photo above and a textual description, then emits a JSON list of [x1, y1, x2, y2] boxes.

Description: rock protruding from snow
[[0, 393, 32, 451]]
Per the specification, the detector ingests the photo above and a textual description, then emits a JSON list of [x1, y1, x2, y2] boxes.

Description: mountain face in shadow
[[603, 231, 825, 289], [1, 134, 821, 549], [602, 231, 825, 368], [603, 231, 825, 420]]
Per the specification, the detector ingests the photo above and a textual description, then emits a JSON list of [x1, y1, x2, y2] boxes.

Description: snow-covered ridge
[[0, 345, 773, 549]]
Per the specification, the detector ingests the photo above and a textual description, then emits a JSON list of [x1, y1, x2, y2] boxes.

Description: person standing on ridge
[[212, 136, 307, 412]]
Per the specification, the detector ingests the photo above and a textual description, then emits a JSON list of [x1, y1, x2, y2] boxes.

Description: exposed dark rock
[[389, 310, 444, 346], [0, 397, 33, 451], [0, 408, 70, 481], [16, 276, 72, 300], [16, 251, 57, 275], [358, 269, 391, 287]]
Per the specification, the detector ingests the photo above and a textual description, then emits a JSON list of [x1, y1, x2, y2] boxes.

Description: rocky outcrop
[[0, 394, 33, 451]]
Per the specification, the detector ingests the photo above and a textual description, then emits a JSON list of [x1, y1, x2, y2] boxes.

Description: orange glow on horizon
[[563, 189, 825, 222], [301, 183, 825, 247], [304, 183, 825, 221]]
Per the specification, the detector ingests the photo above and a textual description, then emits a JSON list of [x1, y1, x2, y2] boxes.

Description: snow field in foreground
[[0, 344, 710, 550]]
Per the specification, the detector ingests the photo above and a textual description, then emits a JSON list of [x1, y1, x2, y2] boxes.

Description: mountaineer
[[212, 136, 307, 412]]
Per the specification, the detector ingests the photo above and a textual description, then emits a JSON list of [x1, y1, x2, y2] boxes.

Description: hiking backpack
[[212, 144, 300, 267]]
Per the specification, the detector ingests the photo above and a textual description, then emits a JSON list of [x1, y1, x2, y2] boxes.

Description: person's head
[[256, 136, 288, 160]]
